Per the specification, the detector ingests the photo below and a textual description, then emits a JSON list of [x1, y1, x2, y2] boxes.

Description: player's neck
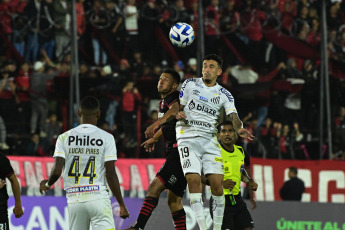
[[161, 90, 174, 98], [80, 119, 97, 126], [222, 143, 234, 152], [202, 78, 216, 87]]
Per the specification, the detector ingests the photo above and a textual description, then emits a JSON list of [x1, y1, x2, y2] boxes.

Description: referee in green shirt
[[207, 120, 258, 230]]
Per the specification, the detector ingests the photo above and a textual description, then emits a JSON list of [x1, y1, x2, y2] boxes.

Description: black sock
[[172, 208, 186, 230], [135, 196, 159, 229]]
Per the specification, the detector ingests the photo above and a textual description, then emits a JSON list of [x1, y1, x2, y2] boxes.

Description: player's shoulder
[[218, 86, 234, 102], [181, 78, 197, 89], [234, 144, 245, 155]]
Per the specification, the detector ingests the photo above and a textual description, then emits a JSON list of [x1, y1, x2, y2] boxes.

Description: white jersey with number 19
[[54, 124, 117, 203], [177, 78, 238, 139]]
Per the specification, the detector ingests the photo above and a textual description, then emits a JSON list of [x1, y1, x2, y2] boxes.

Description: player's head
[[288, 167, 298, 178], [157, 69, 180, 95], [217, 120, 238, 145], [78, 96, 100, 124], [202, 54, 223, 85]]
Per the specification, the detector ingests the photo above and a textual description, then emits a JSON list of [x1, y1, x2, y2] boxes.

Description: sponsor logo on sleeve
[[179, 91, 184, 98], [220, 88, 234, 102]]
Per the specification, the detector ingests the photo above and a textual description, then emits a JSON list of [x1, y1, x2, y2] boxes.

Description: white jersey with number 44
[[177, 78, 238, 139], [54, 124, 117, 203]]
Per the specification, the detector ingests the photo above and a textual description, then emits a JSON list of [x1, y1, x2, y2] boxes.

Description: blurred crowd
[[0, 0, 344, 160]]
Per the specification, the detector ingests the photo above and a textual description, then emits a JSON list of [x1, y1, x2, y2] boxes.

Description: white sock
[[190, 193, 208, 230], [212, 194, 225, 230]]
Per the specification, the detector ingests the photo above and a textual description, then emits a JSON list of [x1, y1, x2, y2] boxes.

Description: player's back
[[54, 124, 117, 203]]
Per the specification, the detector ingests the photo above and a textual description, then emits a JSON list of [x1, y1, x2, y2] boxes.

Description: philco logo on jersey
[[199, 96, 208, 102], [188, 100, 196, 110], [68, 135, 103, 146]]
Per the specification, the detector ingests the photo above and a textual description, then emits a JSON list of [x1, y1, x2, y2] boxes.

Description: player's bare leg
[[168, 190, 186, 230], [208, 174, 225, 230], [186, 173, 208, 230]]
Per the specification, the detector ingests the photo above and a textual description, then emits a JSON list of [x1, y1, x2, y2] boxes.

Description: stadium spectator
[[124, 0, 139, 59], [39, 0, 55, 60], [280, 166, 305, 201], [24, 0, 41, 62], [24, 133, 46, 156], [204, 0, 220, 55], [14, 61, 31, 135], [120, 81, 141, 156], [53, 0, 71, 62], [29, 61, 56, 136], [0, 152, 24, 228]]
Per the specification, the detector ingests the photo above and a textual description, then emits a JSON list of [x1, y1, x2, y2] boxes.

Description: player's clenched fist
[[120, 205, 130, 219], [176, 111, 186, 120]]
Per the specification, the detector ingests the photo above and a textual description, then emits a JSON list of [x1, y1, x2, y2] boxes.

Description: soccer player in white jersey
[[39, 96, 129, 230], [176, 54, 254, 230]]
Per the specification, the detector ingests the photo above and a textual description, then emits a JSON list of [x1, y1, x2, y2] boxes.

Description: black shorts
[[210, 194, 254, 230], [0, 204, 9, 230], [156, 146, 187, 197]]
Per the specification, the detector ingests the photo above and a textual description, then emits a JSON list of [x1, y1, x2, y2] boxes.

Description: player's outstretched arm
[[9, 173, 24, 218], [142, 129, 163, 152], [39, 157, 65, 194], [145, 101, 179, 138], [227, 113, 254, 140], [105, 161, 130, 219]]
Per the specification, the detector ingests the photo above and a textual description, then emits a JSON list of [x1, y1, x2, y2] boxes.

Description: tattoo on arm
[[227, 113, 243, 132]]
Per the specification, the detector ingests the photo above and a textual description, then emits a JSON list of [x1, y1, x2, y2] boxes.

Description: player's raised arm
[[145, 101, 179, 138], [105, 161, 129, 219], [227, 113, 254, 140]]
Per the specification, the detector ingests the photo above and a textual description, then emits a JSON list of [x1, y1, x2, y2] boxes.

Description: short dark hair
[[217, 120, 233, 133], [163, 69, 180, 85], [80, 96, 100, 112], [203, 54, 223, 68], [289, 167, 298, 175]]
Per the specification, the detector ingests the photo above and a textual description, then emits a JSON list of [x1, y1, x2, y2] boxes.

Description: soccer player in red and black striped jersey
[[127, 70, 187, 230], [0, 153, 23, 230]]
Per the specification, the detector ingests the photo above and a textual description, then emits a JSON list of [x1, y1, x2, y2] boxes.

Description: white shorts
[[177, 136, 224, 176], [68, 198, 115, 230]]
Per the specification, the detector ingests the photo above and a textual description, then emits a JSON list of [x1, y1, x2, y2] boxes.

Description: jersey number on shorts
[[68, 156, 97, 184], [179, 147, 189, 158]]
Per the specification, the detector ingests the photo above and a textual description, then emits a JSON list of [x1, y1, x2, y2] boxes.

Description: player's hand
[[237, 128, 255, 141], [120, 205, 130, 219], [13, 205, 24, 218], [249, 198, 257, 210], [0, 179, 6, 189], [176, 111, 186, 121], [223, 179, 236, 190], [141, 138, 157, 152], [39, 179, 50, 195], [145, 122, 159, 138], [248, 181, 258, 191]]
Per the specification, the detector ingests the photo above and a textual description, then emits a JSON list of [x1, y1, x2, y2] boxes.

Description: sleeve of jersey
[[1, 154, 14, 178], [221, 88, 238, 115], [53, 134, 66, 158], [104, 134, 117, 162], [179, 79, 193, 106]]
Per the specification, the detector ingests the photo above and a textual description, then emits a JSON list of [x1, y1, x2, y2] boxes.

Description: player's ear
[[96, 110, 101, 120], [77, 110, 81, 117], [217, 68, 222, 76]]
